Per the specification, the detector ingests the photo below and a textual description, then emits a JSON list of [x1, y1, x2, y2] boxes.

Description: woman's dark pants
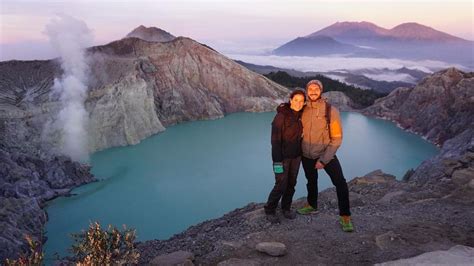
[[264, 157, 301, 214]]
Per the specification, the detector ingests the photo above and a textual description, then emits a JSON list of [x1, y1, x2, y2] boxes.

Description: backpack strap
[[325, 102, 332, 138]]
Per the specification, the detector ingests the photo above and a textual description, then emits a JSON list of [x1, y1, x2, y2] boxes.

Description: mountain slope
[[308, 21, 470, 43], [307, 21, 389, 40], [388, 22, 469, 42], [0, 29, 290, 261], [363, 68, 474, 145], [125, 25, 176, 42], [274, 21, 473, 66], [273, 35, 367, 56], [0, 36, 289, 154]]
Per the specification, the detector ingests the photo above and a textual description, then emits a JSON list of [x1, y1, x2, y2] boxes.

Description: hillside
[[0, 32, 289, 261]]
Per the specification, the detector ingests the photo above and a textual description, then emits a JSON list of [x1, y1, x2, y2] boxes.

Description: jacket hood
[[276, 103, 291, 113]]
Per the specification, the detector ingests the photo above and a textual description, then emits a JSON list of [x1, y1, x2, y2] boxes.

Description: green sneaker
[[297, 205, 317, 215], [340, 216, 354, 232]]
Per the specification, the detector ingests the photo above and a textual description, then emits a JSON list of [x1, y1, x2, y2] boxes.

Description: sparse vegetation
[[264, 71, 387, 108], [71, 222, 140, 265], [4, 222, 140, 266], [4, 235, 44, 266]]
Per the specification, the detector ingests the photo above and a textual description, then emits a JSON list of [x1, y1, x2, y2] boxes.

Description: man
[[297, 79, 354, 232]]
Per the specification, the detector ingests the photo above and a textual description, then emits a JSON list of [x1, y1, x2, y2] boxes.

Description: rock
[[409, 128, 474, 186], [126, 25, 176, 43], [149, 250, 195, 266], [377, 191, 405, 203], [376, 245, 474, 265], [220, 240, 244, 249], [375, 231, 405, 250], [86, 74, 166, 152], [217, 258, 261, 266], [255, 242, 287, 257], [451, 168, 474, 186], [243, 208, 265, 224], [0, 145, 95, 262], [1, 37, 289, 154], [363, 68, 474, 145], [323, 91, 355, 111], [469, 179, 474, 189], [351, 170, 396, 185]]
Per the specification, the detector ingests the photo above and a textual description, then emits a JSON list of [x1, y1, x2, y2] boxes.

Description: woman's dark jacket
[[271, 103, 303, 162]]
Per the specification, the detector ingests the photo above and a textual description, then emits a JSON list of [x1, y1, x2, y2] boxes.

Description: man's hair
[[290, 89, 306, 100], [305, 79, 323, 91]]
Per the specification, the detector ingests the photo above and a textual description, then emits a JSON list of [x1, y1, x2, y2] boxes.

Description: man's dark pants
[[301, 155, 351, 216], [264, 157, 301, 214]]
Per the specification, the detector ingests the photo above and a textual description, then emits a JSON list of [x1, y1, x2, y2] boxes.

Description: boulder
[[255, 242, 287, 257]]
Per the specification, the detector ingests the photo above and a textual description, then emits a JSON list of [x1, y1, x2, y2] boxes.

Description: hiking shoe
[[297, 205, 317, 215], [266, 213, 280, 224], [282, 210, 296, 220], [340, 216, 354, 232]]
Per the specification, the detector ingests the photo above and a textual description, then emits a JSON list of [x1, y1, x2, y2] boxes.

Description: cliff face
[[125, 25, 176, 43], [0, 37, 288, 154], [85, 37, 288, 151], [362, 68, 474, 145], [0, 135, 95, 261]]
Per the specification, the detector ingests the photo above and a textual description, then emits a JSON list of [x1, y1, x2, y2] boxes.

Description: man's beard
[[309, 95, 320, 101]]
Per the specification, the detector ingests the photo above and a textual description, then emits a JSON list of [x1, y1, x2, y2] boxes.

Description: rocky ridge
[[363, 68, 474, 145], [0, 36, 288, 154], [125, 25, 176, 43]]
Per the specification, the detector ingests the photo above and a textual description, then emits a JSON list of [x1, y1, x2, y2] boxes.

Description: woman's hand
[[273, 162, 284, 174]]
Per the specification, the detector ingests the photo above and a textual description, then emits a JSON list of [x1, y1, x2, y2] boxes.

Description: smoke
[[45, 14, 93, 161]]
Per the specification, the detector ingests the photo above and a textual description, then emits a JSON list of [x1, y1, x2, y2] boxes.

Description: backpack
[[325, 101, 332, 138]]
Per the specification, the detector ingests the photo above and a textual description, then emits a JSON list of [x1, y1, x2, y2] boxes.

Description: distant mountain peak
[[125, 25, 176, 42], [307, 21, 388, 39], [388, 22, 466, 42], [333, 21, 381, 28], [307, 21, 470, 43]]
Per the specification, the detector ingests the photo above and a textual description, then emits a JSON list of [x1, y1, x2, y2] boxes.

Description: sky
[[1, 0, 473, 60]]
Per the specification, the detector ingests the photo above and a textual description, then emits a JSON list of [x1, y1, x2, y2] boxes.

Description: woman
[[264, 89, 306, 224]]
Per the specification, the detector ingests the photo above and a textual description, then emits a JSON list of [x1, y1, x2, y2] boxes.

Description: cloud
[[226, 54, 469, 76], [364, 73, 417, 83]]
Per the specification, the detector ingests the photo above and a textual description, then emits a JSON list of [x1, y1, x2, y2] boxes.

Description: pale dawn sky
[[1, 0, 473, 60]]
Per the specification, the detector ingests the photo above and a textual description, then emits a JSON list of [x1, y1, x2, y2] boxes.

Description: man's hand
[[315, 161, 325, 169]]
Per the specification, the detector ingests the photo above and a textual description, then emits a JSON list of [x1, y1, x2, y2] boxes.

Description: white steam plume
[[45, 14, 93, 161]]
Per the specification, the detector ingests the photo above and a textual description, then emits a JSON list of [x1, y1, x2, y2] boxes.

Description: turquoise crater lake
[[44, 112, 438, 259]]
